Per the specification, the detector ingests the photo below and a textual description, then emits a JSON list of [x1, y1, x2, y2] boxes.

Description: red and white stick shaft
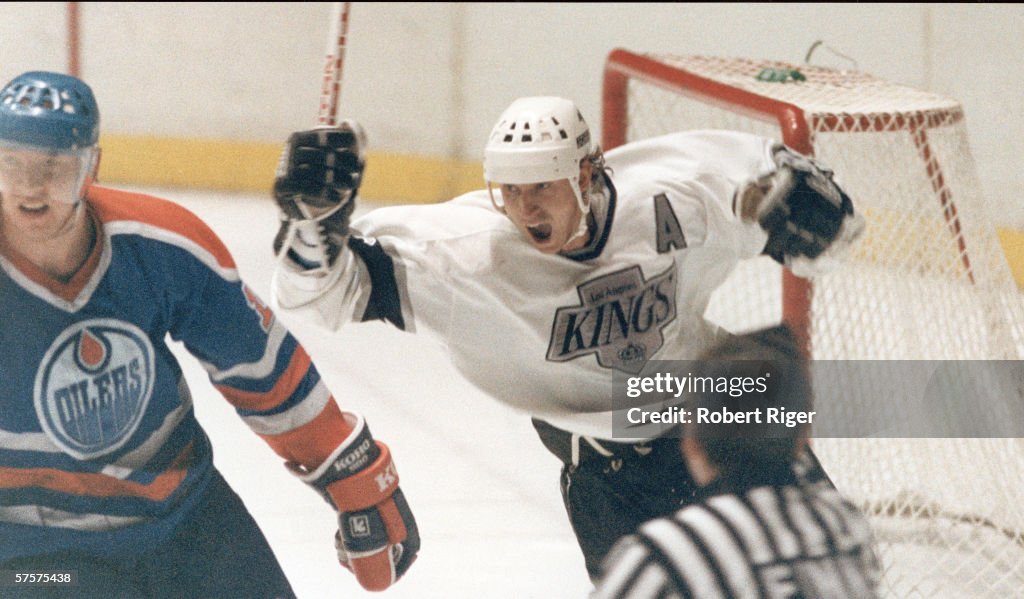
[[317, 2, 351, 127]]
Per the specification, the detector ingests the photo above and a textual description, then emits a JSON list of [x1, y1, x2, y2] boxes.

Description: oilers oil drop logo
[[34, 319, 155, 460]]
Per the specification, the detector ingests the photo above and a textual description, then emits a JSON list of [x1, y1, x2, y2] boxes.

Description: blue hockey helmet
[[0, 71, 100, 153], [0, 72, 100, 204]]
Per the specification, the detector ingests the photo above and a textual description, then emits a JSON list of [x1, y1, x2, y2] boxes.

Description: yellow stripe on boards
[[97, 135, 281, 194], [97, 134, 483, 204], [997, 228, 1024, 292]]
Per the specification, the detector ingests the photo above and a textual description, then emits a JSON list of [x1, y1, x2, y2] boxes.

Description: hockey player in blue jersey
[[0, 71, 418, 597]]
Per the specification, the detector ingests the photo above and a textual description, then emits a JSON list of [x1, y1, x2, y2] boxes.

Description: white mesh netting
[[603, 52, 1024, 598]]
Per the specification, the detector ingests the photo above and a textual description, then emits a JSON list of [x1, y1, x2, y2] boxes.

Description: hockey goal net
[[602, 49, 1024, 598]]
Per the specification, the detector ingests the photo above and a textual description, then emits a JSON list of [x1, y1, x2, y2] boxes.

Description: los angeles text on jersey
[[547, 265, 677, 374], [626, 405, 815, 428]]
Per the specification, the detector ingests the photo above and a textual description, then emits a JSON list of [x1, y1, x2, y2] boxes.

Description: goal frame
[[601, 48, 974, 352]]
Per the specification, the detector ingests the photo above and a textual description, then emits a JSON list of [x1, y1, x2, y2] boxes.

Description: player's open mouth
[[18, 202, 48, 215], [527, 224, 552, 242]]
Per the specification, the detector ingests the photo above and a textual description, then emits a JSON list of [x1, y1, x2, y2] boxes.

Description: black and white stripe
[[593, 480, 880, 599]]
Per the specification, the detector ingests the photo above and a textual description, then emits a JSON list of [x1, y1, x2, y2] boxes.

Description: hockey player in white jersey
[[270, 96, 862, 580], [592, 325, 881, 599]]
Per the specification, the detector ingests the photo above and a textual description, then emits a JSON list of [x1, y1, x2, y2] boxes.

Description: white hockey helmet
[[483, 96, 592, 211]]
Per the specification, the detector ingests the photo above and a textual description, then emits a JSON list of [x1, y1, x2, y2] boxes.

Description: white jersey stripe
[[678, 507, 761, 598], [592, 539, 650, 599], [706, 494, 775, 564], [791, 486, 864, 597], [0, 504, 147, 531], [203, 318, 289, 382], [700, 499, 771, 597], [807, 490, 859, 553], [108, 220, 240, 284], [785, 486, 835, 556], [626, 563, 671, 599], [240, 379, 330, 435], [641, 518, 726, 599], [746, 486, 802, 560], [0, 428, 62, 453]]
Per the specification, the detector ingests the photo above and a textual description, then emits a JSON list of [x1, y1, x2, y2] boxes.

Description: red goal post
[[601, 48, 1024, 598]]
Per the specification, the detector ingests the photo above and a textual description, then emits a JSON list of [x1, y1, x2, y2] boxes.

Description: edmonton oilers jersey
[[0, 186, 344, 561]]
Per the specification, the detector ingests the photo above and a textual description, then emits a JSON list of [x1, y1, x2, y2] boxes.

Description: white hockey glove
[[272, 120, 366, 275], [738, 146, 865, 277], [288, 414, 419, 592]]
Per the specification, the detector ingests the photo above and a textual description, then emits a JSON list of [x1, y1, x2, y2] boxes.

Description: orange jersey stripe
[[259, 400, 352, 469], [0, 443, 194, 502], [87, 185, 236, 270], [214, 345, 313, 412]]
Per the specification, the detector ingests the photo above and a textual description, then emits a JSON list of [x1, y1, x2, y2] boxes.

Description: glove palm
[[272, 121, 366, 272]]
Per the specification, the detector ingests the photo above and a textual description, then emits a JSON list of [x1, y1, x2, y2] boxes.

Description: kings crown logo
[[34, 319, 155, 460], [547, 265, 676, 374]]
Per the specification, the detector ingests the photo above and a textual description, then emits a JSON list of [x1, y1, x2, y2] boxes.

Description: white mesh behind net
[[606, 52, 1024, 598]]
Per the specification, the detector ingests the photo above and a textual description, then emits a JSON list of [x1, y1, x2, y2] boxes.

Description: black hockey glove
[[272, 120, 366, 271], [746, 147, 857, 264]]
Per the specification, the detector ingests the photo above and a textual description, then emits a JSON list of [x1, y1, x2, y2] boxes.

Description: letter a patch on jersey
[[654, 193, 686, 253]]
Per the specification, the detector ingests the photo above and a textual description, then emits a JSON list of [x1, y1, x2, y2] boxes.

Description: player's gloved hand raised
[[272, 120, 366, 271], [274, 120, 366, 215], [288, 413, 419, 591], [738, 146, 864, 273]]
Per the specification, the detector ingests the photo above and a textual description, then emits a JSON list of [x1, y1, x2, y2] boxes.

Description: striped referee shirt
[[592, 480, 880, 599]]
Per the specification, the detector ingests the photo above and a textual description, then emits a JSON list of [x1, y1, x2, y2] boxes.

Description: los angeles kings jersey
[[0, 186, 349, 561], [273, 130, 777, 440]]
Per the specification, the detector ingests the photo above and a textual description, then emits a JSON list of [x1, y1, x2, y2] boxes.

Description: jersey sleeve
[[164, 209, 352, 469], [270, 218, 417, 339], [270, 232, 388, 331], [613, 130, 781, 260], [271, 198, 494, 337], [667, 169, 769, 259]]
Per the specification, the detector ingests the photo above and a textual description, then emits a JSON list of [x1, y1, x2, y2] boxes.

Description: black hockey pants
[[532, 418, 698, 582]]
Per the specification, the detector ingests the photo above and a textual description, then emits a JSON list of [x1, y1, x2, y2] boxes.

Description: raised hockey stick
[[317, 2, 351, 127], [274, 2, 352, 268]]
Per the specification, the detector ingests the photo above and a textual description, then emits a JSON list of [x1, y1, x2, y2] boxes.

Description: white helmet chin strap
[[559, 177, 591, 252]]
